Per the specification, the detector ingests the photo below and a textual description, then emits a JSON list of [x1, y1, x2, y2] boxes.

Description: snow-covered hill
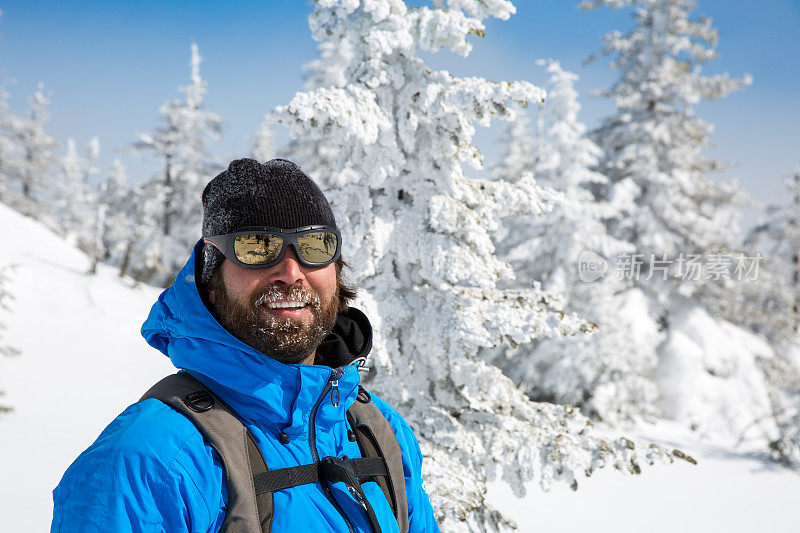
[[0, 204, 173, 530], [1, 202, 799, 532]]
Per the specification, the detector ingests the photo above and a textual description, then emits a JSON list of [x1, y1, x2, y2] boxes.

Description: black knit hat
[[200, 158, 337, 284]]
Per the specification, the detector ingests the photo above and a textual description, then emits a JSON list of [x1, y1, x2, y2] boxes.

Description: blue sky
[[1, 0, 798, 233]]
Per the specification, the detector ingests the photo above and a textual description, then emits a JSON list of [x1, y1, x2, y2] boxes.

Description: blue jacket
[[51, 241, 439, 533]]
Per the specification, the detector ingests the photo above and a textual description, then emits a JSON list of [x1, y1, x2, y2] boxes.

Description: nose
[[267, 246, 305, 285]]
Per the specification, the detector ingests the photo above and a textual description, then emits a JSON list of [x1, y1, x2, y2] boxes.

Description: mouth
[[263, 300, 309, 310], [259, 299, 312, 318]]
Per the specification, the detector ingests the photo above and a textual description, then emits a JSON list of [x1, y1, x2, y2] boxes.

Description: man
[[51, 158, 439, 532]]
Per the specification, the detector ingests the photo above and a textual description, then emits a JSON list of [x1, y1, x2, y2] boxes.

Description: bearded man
[[51, 158, 439, 533]]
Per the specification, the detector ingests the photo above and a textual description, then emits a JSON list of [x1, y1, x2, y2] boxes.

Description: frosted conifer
[[492, 60, 660, 424], [263, 2, 676, 529], [59, 137, 100, 251], [4, 84, 58, 219], [725, 170, 800, 466], [758, 350, 800, 468], [583, 0, 751, 307], [728, 171, 800, 346], [132, 41, 222, 284], [88, 159, 131, 274], [0, 38, 18, 204], [0, 265, 18, 414]]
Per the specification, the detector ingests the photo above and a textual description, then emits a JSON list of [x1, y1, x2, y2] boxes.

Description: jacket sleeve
[[369, 395, 440, 533], [51, 400, 226, 533]]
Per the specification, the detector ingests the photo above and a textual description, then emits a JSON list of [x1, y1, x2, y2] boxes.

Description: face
[[207, 246, 339, 365]]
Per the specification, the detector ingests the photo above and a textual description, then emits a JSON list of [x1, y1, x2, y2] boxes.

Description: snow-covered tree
[[583, 0, 751, 308], [491, 60, 660, 424], [0, 265, 18, 414], [725, 171, 800, 345], [251, 126, 275, 163], [718, 170, 800, 466], [263, 2, 676, 529], [490, 104, 536, 185], [132, 41, 222, 285], [0, 68, 18, 203], [758, 350, 800, 467], [115, 180, 163, 281], [3, 84, 58, 218], [59, 137, 100, 251], [88, 159, 131, 275]]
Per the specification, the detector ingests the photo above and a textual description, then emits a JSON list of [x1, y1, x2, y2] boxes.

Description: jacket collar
[[141, 240, 372, 437]]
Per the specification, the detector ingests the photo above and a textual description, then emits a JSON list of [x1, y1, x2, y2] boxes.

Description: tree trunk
[[119, 238, 135, 279], [163, 154, 172, 236]]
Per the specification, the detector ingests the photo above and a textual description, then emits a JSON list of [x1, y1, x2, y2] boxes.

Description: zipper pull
[[328, 367, 345, 407], [330, 380, 340, 407]]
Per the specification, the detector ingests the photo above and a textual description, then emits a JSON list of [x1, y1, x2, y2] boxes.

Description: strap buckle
[[319, 456, 358, 485]]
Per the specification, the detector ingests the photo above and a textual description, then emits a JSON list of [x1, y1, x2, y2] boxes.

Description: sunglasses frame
[[204, 225, 342, 269]]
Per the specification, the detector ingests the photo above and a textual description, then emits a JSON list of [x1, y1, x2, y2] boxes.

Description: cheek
[[310, 267, 338, 302], [221, 263, 265, 304]]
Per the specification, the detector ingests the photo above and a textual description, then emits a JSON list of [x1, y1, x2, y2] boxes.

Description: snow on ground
[[1, 202, 799, 532], [487, 420, 800, 532], [656, 295, 778, 448], [0, 205, 173, 531]]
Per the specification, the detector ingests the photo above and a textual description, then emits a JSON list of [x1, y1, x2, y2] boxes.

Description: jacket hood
[[141, 239, 371, 438]]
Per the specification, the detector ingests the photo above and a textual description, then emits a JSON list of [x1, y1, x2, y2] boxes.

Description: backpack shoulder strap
[[140, 373, 273, 533], [347, 387, 410, 533]]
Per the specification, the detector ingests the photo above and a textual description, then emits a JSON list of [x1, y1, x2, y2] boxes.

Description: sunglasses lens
[[233, 233, 283, 265], [296, 231, 338, 264]]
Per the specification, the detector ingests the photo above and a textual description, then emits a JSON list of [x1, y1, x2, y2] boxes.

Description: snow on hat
[[199, 158, 337, 285]]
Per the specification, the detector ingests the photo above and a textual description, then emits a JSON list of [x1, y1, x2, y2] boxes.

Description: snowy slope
[[0, 204, 174, 531], [1, 202, 799, 532]]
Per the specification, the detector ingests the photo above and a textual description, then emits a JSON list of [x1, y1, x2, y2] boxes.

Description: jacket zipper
[[309, 367, 356, 533]]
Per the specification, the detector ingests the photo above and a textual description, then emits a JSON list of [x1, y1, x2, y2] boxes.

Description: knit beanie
[[199, 158, 337, 285]]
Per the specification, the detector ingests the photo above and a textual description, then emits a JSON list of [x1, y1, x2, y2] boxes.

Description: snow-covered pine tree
[[59, 137, 100, 252], [491, 60, 660, 425], [132, 41, 222, 285], [583, 0, 751, 310], [3, 83, 58, 219], [760, 347, 800, 467], [116, 179, 163, 281], [88, 159, 131, 275], [263, 2, 676, 529], [727, 169, 800, 466], [0, 57, 18, 204], [0, 265, 18, 414], [490, 103, 536, 186], [583, 0, 796, 462], [728, 171, 800, 346]]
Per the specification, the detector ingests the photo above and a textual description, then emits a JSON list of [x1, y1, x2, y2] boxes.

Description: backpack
[[141, 372, 409, 533]]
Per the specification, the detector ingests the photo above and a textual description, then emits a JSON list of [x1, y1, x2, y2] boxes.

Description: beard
[[208, 277, 338, 365]]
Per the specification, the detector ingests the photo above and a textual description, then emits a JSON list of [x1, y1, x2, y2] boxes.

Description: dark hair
[[334, 257, 357, 312]]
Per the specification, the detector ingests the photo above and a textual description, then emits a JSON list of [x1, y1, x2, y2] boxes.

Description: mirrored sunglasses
[[204, 225, 341, 269]]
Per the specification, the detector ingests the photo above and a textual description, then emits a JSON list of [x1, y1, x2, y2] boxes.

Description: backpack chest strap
[[253, 456, 388, 494], [254, 456, 388, 533], [141, 373, 409, 533]]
